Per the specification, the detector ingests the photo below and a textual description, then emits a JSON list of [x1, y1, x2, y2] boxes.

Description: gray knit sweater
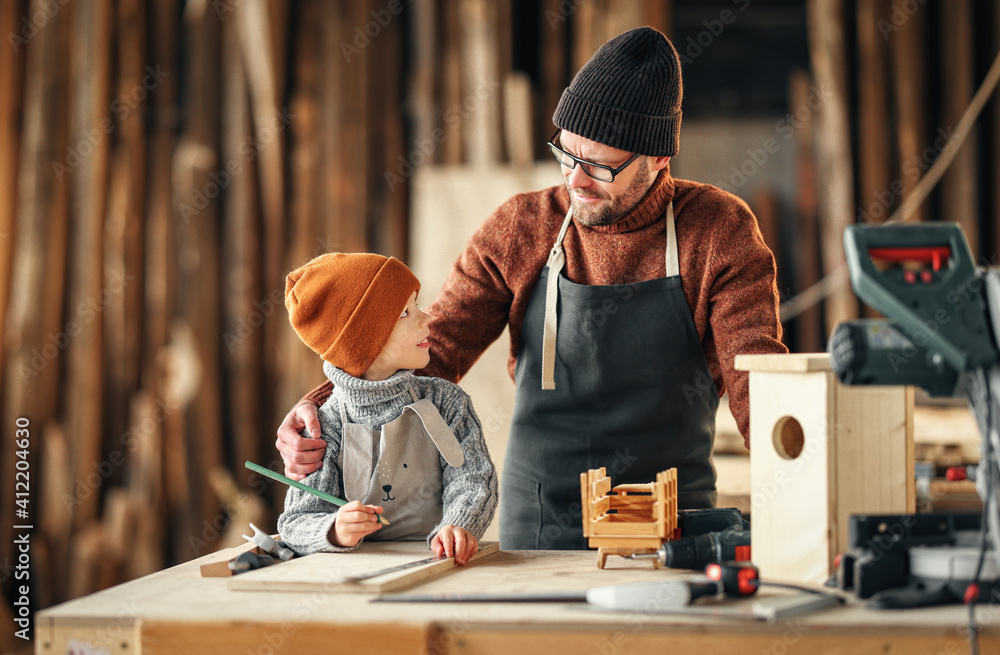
[[277, 363, 498, 555]]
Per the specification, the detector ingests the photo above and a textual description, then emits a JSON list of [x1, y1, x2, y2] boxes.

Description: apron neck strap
[[665, 202, 679, 277], [338, 395, 347, 425], [541, 207, 573, 389]]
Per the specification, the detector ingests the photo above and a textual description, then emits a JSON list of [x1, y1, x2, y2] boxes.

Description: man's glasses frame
[[546, 129, 641, 183]]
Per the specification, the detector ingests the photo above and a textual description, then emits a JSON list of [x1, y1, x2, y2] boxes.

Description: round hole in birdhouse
[[772, 415, 805, 460]]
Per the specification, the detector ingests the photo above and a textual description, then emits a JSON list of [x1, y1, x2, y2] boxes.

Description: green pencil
[[244, 460, 389, 525]]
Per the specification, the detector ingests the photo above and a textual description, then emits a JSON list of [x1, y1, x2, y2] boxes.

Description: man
[[276, 26, 786, 549]]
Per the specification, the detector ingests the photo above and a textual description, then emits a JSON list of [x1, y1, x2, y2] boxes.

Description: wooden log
[[174, 1, 224, 559], [539, 0, 569, 158], [752, 187, 781, 292], [440, 0, 464, 164], [124, 390, 167, 579], [0, 0, 26, 616], [504, 71, 534, 168], [0, 0, 25, 381], [643, 1, 672, 36], [323, 1, 366, 254], [63, 0, 112, 534], [939, 0, 978, 255], [3, 0, 73, 582], [144, 0, 181, 570], [143, 0, 180, 371], [788, 70, 823, 351], [572, 0, 596, 75], [855, 0, 893, 228], [37, 423, 72, 607], [277, 0, 323, 450], [370, 0, 408, 257], [889, 0, 928, 223], [409, 0, 438, 166], [806, 0, 857, 333], [222, 0, 265, 484], [235, 0, 285, 308], [459, 0, 502, 166], [105, 0, 148, 444]]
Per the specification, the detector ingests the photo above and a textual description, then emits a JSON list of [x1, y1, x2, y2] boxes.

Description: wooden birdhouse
[[734, 353, 914, 584]]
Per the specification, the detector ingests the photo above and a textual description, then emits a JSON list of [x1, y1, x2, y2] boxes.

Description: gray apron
[[337, 388, 465, 541], [499, 202, 718, 550]]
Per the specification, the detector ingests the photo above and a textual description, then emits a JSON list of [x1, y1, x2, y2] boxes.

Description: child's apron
[[336, 387, 465, 540]]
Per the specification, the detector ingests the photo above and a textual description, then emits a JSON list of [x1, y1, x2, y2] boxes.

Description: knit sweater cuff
[[304, 380, 333, 407]]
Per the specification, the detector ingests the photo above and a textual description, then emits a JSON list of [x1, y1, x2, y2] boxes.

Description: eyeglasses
[[546, 129, 641, 183]]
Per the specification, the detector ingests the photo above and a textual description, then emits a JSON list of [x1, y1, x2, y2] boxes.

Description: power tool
[[828, 222, 1000, 607], [629, 508, 751, 569]]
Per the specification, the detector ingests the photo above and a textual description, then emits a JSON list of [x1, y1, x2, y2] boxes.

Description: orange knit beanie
[[285, 253, 420, 377]]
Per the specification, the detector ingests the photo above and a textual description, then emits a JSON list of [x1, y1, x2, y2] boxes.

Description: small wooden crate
[[735, 353, 914, 584], [580, 467, 679, 568]]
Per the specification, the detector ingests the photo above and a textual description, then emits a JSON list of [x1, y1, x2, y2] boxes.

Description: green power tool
[[828, 222, 1000, 608], [828, 222, 999, 396]]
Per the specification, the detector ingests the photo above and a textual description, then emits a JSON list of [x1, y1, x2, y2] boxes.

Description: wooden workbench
[[36, 544, 1000, 654]]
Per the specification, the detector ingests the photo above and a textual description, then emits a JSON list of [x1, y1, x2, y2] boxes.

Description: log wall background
[[2, 0, 1000, 637]]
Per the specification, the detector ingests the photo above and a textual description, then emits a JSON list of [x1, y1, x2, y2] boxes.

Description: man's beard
[[568, 158, 652, 227]]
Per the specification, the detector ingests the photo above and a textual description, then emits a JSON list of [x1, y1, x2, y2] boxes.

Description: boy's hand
[[330, 501, 384, 547], [431, 525, 478, 565], [276, 399, 326, 480]]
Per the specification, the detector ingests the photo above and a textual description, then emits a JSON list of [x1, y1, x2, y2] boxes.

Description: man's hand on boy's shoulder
[[330, 501, 385, 547], [431, 525, 478, 566], [277, 399, 326, 480]]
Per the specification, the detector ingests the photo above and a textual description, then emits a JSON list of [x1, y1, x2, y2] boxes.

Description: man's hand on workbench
[[432, 525, 478, 565], [276, 399, 326, 480], [330, 501, 385, 547]]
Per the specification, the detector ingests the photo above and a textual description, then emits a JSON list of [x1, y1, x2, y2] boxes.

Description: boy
[[277, 253, 498, 564]]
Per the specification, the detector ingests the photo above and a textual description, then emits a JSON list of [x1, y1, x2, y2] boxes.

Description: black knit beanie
[[553, 26, 683, 157]]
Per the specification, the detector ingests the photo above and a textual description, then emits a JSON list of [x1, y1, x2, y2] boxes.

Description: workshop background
[[0, 0, 997, 637]]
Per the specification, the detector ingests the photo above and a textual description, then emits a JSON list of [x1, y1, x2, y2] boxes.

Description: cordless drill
[[631, 508, 752, 570], [647, 528, 752, 570]]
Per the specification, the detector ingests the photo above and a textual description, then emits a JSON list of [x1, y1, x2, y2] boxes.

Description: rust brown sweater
[[306, 169, 787, 446]]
